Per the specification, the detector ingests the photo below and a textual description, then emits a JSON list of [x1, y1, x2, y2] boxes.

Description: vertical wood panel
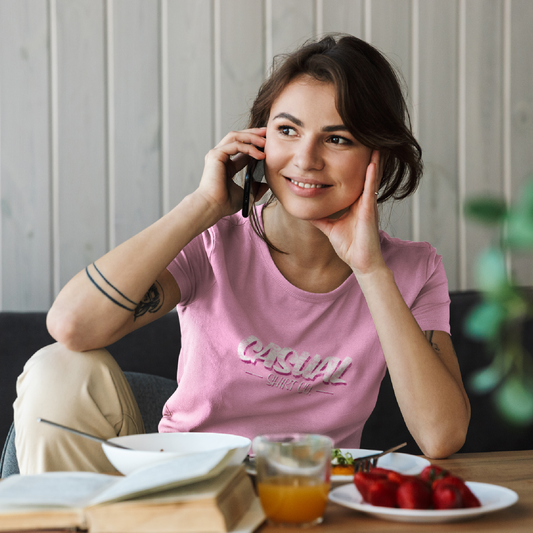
[[270, 0, 315, 59], [0, 0, 52, 310], [463, 0, 504, 289], [56, 0, 107, 289], [322, 0, 364, 38], [218, 0, 264, 135], [418, 0, 460, 290], [167, 0, 214, 209], [510, 0, 533, 285], [1, 0, 533, 309], [113, 0, 161, 244], [370, 0, 414, 242]]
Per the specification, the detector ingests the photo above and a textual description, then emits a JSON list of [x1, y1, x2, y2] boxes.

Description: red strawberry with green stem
[[420, 465, 448, 485]]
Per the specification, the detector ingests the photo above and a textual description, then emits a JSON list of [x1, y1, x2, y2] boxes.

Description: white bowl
[[102, 432, 251, 475]]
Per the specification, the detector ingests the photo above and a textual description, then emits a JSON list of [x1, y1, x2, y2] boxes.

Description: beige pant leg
[[14, 343, 144, 474]]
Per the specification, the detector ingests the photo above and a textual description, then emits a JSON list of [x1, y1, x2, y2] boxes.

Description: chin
[[281, 201, 350, 222], [325, 207, 350, 220]]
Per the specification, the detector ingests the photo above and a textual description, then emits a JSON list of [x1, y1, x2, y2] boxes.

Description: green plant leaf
[[506, 211, 533, 249], [476, 248, 508, 294], [469, 365, 504, 393], [464, 198, 507, 224], [465, 301, 506, 340], [495, 376, 533, 425]]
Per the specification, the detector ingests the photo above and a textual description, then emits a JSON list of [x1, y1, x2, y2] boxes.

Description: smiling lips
[[288, 178, 330, 189]]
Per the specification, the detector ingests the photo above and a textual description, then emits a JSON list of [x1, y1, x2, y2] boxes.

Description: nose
[[293, 137, 324, 171]]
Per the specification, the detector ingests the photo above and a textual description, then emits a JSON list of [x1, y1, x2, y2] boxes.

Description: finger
[[364, 152, 380, 198], [207, 140, 265, 177], [225, 143, 265, 177], [215, 128, 267, 150], [365, 156, 381, 225], [371, 150, 383, 194]]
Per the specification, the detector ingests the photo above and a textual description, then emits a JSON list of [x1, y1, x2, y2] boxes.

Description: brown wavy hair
[[247, 34, 423, 251]]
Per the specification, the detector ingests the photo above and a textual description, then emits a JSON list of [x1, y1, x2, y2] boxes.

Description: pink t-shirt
[[160, 207, 450, 447]]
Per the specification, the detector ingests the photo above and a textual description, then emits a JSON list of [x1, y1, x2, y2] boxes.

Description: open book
[[0, 450, 264, 532]]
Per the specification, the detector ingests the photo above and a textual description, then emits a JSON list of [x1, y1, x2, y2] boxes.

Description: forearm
[[47, 192, 220, 350], [358, 268, 470, 458]]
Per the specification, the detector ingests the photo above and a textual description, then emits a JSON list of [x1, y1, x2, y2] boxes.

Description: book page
[[0, 472, 117, 509], [124, 466, 242, 504], [90, 449, 232, 505]]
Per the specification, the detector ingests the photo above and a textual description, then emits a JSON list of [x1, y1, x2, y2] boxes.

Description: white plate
[[329, 481, 518, 523], [103, 432, 251, 475], [331, 448, 430, 481]]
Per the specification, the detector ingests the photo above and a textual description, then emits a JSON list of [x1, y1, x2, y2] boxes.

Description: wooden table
[[260, 450, 533, 533]]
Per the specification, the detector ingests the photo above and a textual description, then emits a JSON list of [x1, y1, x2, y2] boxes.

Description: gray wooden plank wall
[[0, 0, 532, 311]]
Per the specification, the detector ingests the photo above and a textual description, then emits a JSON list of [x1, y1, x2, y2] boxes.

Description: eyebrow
[[273, 112, 348, 133]]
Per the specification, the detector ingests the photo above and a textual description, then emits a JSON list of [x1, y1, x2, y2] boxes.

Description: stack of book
[[0, 449, 264, 532]]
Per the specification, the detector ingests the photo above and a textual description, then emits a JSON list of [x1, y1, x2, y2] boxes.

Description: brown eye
[[329, 135, 350, 145], [279, 125, 296, 136]]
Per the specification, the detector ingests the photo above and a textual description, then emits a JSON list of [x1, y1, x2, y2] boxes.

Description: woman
[[15, 34, 470, 474]]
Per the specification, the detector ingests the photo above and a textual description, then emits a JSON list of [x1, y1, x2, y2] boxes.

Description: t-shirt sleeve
[[166, 229, 216, 306], [410, 251, 451, 334]]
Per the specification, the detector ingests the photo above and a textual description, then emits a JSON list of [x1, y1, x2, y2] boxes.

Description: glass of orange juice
[[253, 433, 333, 527]]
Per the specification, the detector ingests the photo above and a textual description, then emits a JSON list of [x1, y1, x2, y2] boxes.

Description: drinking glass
[[253, 433, 333, 527]]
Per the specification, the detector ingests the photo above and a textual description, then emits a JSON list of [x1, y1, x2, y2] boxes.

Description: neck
[[262, 202, 353, 293]]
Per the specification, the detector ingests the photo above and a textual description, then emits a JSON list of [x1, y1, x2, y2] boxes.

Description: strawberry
[[353, 471, 387, 502], [436, 475, 481, 508], [370, 467, 395, 476], [367, 479, 399, 508], [419, 464, 448, 485], [387, 471, 417, 485], [396, 478, 432, 509], [432, 483, 463, 509], [369, 466, 414, 485]]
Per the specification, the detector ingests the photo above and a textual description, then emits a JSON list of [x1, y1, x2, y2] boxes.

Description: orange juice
[[257, 475, 330, 525]]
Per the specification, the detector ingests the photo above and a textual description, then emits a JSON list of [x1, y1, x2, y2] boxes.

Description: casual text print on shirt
[[238, 335, 353, 392]]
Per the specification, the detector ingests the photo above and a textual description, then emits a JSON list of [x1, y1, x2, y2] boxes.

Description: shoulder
[[379, 231, 437, 259], [379, 232, 449, 316], [208, 211, 250, 244], [379, 230, 444, 283], [197, 210, 258, 263]]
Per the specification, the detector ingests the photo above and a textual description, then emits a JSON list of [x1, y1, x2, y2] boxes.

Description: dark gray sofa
[[2, 291, 533, 477]]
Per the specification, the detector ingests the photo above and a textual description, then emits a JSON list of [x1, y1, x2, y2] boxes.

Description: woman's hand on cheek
[[310, 150, 387, 277], [196, 128, 267, 218]]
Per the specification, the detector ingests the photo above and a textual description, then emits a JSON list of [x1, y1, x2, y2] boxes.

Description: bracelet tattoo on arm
[[86, 263, 164, 320]]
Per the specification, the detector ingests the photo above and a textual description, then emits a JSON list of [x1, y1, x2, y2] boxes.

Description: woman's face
[[264, 76, 373, 221]]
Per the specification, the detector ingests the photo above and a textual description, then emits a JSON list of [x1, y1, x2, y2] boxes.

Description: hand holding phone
[[242, 156, 265, 218]]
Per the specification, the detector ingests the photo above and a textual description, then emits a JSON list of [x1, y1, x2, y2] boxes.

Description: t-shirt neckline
[[250, 204, 357, 303]]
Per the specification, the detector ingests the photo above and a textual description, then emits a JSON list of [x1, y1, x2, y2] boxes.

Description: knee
[[15, 343, 117, 404]]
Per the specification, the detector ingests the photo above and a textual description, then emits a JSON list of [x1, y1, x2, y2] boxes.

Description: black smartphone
[[242, 156, 265, 218]]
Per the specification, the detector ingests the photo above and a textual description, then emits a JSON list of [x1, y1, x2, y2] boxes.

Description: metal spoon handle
[[37, 418, 130, 449]]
